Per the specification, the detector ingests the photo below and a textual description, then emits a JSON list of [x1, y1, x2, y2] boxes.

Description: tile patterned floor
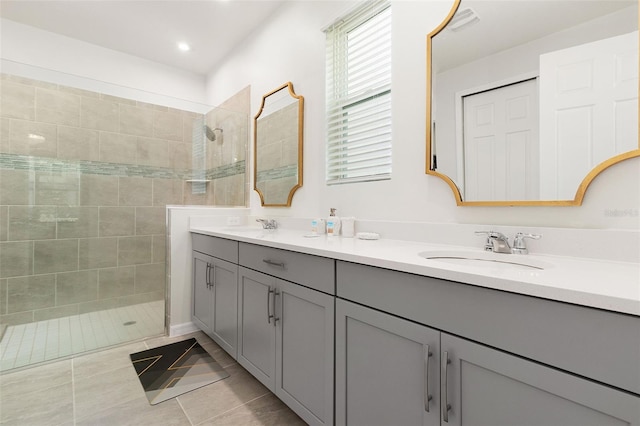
[[0, 301, 165, 371], [0, 331, 307, 426]]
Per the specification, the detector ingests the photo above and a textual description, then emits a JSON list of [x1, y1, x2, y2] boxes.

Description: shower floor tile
[[0, 300, 164, 372]]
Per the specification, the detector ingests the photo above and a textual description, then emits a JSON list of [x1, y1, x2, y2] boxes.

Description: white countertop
[[190, 225, 640, 316]]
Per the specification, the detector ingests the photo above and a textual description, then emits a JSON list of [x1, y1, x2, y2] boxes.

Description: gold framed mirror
[[254, 82, 304, 207], [426, 0, 639, 206]]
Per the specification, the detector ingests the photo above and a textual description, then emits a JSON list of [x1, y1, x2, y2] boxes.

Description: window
[[325, 0, 392, 185]]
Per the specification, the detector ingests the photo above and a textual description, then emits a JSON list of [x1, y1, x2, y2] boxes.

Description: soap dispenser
[[326, 208, 341, 237]]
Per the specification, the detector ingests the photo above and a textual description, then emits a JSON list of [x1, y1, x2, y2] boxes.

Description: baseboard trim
[[169, 322, 199, 337]]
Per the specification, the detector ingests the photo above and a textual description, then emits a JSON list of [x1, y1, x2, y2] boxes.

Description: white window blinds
[[325, 0, 392, 185]]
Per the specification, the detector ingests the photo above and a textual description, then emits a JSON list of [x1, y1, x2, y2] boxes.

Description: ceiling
[[0, 0, 286, 76]]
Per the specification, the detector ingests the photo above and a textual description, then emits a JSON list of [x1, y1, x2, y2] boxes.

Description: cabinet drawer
[[192, 233, 238, 263], [239, 242, 335, 295], [337, 260, 640, 395]]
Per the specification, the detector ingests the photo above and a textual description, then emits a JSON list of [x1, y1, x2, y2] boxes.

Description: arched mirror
[[427, 0, 639, 206], [254, 82, 304, 207]]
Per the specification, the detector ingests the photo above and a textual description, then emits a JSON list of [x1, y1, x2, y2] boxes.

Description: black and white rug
[[130, 337, 229, 405]]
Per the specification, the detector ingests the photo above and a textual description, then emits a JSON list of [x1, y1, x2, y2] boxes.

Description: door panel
[[192, 253, 212, 334], [211, 258, 237, 357], [336, 299, 440, 426], [463, 78, 539, 201], [276, 279, 334, 426], [442, 333, 640, 426], [237, 267, 275, 389]]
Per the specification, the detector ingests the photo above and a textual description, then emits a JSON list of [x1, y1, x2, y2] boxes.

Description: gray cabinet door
[[276, 279, 334, 426], [441, 333, 640, 426], [192, 252, 213, 335], [210, 257, 238, 358], [336, 299, 441, 426], [237, 266, 276, 390]]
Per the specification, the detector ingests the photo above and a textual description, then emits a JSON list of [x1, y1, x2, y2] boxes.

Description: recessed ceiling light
[[177, 42, 191, 52]]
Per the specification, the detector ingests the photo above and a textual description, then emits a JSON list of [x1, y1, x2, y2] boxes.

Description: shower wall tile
[[8, 206, 57, 241], [137, 101, 166, 111], [35, 88, 81, 127], [0, 278, 7, 315], [0, 80, 35, 120], [79, 237, 117, 269], [80, 174, 118, 206], [80, 97, 119, 132], [34, 239, 78, 274], [119, 104, 153, 137], [182, 183, 208, 205], [59, 85, 99, 99], [119, 177, 152, 206], [8, 120, 57, 158], [212, 174, 246, 207], [119, 291, 163, 307], [152, 178, 183, 206], [101, 94, 136, 106], [99, 132, 137, 165], [57, 207, 99, 239], [117, 236, 152, 266], [135, 207, 165, 235], [153, 110, 183, 141], [99, 207, 134, 237], [7, 274, 56, 313], [77, 298, 119, 314], [98, 266, 135, 299], [33, 304, 79, 321], [0, 169, 32, 205], [0, 311, 33, 326], [0, 206, 8, 241], [57, 126, 99, 161], [136, 137, 169, 168], [1, 117, 10, 152], [34, 172, 80, 206], [56, 270, 98, 305], [0, 241, 33, 278], [134, 263, 165, 294], [152, 235, 166, 263], [168, 141, 191, 170]]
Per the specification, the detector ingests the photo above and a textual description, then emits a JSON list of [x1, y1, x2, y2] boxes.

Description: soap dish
[[356, 232, 380, 240]]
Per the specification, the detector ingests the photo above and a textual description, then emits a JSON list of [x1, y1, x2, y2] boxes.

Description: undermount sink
[[222, 226, 263, 232], [419, 249, 553, 271]]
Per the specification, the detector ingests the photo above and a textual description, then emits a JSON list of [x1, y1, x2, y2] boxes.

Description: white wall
[[205, 0, 639, 230], [0, 18, 207, 106]]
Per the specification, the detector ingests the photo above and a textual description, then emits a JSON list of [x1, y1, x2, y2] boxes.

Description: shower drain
[[123, 321, 137, 326]]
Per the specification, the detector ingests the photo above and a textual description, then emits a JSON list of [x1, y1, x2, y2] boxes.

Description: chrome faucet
[[476, 231, 542, 254], [475, 231, 512, 254], [256, 218, 278, 230]]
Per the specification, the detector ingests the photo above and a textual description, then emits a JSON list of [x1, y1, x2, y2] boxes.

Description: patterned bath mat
[[130, 337, 229, 405]]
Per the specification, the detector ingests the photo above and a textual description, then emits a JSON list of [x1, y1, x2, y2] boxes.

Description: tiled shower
[[0, 73, 248, 370]]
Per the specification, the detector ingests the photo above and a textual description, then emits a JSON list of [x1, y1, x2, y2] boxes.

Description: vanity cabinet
[[336, 261, 640, 426], [237, 243, 335, 426], [192, 234, 239, 358]]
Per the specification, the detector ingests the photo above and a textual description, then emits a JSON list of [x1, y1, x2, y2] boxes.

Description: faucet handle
[[475, 231, 495, 251], [512, 232, 541, 254]]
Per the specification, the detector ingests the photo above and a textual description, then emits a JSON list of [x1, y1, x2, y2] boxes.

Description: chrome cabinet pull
[[262, 259, 285, 268], [267, 287, 275, 324], [442, 351, 452, 423], [205, 263, 211, 288], [424, 345, 433, 412], [273, 290, 281, 324]]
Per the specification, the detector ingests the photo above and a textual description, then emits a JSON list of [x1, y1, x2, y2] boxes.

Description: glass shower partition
[[0, 71, 247, 371]]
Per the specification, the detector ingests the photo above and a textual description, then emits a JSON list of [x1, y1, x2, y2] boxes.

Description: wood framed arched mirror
[[426, 0, 639, 206]]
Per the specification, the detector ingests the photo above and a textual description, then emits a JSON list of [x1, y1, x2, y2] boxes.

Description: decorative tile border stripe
[[0, 153, 245, 181], [256, 164, 298, 182]]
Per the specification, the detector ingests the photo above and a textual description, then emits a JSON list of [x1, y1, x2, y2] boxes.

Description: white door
[[539, 31, 638, 200], [463, 79, 539, 201]]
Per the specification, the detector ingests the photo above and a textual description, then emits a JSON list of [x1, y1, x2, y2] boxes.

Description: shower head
[[204, 125, 223, 142]]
